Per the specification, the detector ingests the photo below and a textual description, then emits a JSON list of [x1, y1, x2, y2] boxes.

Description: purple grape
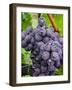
[[51, 52, 60, 61], [47, 59, 54, 66], [35, 55, 41, 61], [41, 51, 50, 60], [44, 43, 51, 51], [21, 40, 27, 48], [43, 37, 50, 43], [48, 65, 55, 72], [38, 17, 45, 27], [39, 28, 46, 36], [33, 68, 40, 76], [27, 44, 33, 50], [46, 28, 54, 37], [40, 44, 46, 51], [36, 41, 44, 48], [55, 60, 61, 68], [24, 34, 32, 43], [51, 41, 62, 52], [41, 66, 47, 73], [41, 60, 47, 66], [34, 33, 42, 41]]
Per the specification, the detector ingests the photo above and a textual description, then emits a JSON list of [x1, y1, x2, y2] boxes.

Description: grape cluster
[[21, 17, 63, 76]]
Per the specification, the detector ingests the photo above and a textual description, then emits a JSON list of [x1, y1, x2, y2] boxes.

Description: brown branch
[[48, 14, 59, 32]]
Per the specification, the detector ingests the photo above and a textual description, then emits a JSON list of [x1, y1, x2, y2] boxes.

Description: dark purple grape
[[46, 28, 54, 37], [44, 43, 51, 51], [39, 28, 46, 36], [33, 68, 40, 76], [21, 40, 27, 48], [41, 60, 47, 66], [47, 59, 54, 66], [36, 41, 44, 48], [43, 37, 50, 43], [55, 60, 61, 68], [41, 66, 47, 73], [35, 55, 41, 61], [27, 44, 33, 50], [41, 51, 50, 60], [51, 41, 61, 52], [40, 44, 45, 51], [48, 65, 55, 72], [24, 34, 32, 43], [34, 33, 42, 41], [38, 17, 45, 27], [51, 52, 60, 61]]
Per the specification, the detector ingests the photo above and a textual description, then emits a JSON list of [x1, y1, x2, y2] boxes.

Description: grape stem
[[38, 13, 41, 18], [48, 14, 59, 32]]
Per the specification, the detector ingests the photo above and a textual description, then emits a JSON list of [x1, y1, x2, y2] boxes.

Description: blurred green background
[[21, 12, 63, 76]]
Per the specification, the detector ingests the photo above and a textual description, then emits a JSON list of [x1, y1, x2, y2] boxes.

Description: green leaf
[[55, 65, 63, 75], [31, 14, 38, 29], [53, 14, 63, 36], [21, 13, 32, 31], [21, 48, 32, 65]]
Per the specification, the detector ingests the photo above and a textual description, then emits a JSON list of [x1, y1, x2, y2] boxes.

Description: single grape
[[51, 52, 60, 61], [38, 17, 45, 27], [48, 65, 55, 72], [21, 40, 27, 48], [34, 33, 42, 41], [33, 68, 40, 76], [43, 37, 50, 43], [41, 60, 47, 67], [44, 43, 51, 51], [24, 34, 32, 43], [47, 59, 54, 66], [41, 66, 47, 73], [41, 51, 50, 60], [55, 60, 61, 68]]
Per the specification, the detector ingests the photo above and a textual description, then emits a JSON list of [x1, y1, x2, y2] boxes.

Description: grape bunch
[[21, 17, 63, 76]]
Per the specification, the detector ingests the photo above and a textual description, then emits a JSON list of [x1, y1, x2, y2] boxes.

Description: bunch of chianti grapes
[[21, 17, 63, 76]]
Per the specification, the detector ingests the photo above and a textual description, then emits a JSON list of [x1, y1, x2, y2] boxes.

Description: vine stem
[[48, 14, 59, 32]]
